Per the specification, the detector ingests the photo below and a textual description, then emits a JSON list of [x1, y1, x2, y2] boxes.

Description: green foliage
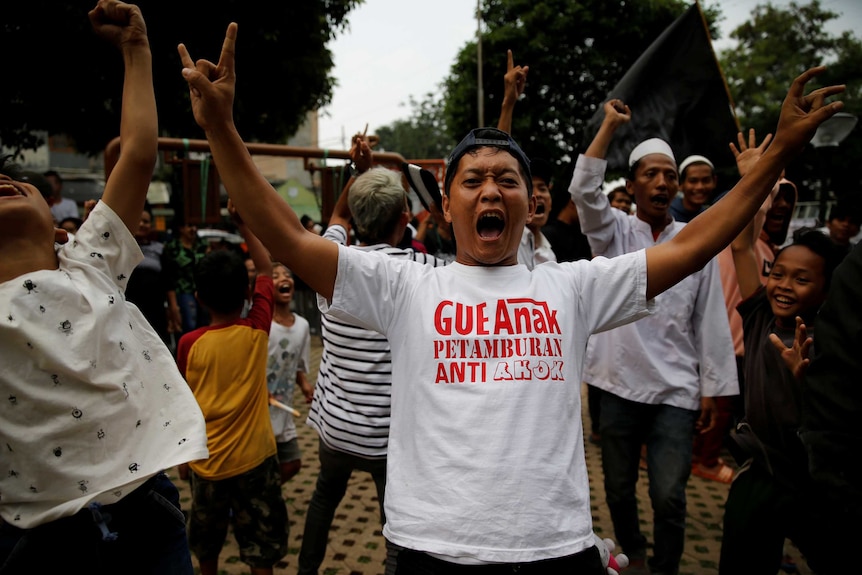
[[717, 0, 862, 203], [441, 0, 693, 166], [0, 0, 362, 157], [375, 94, 456, 160]]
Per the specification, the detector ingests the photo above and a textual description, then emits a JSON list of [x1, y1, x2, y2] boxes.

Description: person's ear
[[442, 193, 453, 224], [526, 193, 537, 224]]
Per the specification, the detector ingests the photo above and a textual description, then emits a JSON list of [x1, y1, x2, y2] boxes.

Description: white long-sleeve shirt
[[569, 154, 738, 409]]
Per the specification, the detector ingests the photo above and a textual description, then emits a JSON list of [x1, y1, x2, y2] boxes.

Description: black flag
[[583, 2, 739, 173]]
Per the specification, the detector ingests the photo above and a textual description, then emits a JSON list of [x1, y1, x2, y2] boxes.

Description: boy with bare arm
[[0, 2, 208, 572]]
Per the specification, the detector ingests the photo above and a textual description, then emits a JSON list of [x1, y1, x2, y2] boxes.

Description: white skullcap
[[678, 155, 714, 175], [628, 138, 676, 168]]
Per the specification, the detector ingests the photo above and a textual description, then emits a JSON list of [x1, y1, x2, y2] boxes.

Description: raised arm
[[329, 134, 373, 230], [729, 129, 776, 300], [229, 199, 271, 279], [585, 99, 631, 159], [496, 49, 528, 134], [178, 23, 338, 299], [90, 0, 158, 232], [644, 67, 844, 299], [568, 99, 631, 256]]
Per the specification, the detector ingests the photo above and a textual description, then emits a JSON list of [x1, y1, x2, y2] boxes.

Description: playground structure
[[103, 136, 446, 229]]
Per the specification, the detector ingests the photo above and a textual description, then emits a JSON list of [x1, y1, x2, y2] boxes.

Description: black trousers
[[394, 545, 604, 575]]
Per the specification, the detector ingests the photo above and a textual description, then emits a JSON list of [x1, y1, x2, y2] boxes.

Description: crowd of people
[[0, 2, 858, 575]]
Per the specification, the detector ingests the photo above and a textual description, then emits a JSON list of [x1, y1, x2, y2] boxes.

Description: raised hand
[[772, 67, 844, 159], [178, 22, 238, 132], [503, 49, 529, 103], [603, 98, 631, 129], [88, 0, 148, 48], [349, 131, 374, 174], [769, 316, 813, 379], [497, 49, 529, 133], [730, 128, 773, 178]]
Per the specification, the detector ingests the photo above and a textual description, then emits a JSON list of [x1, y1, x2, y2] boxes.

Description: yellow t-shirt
[[178, 276, 275, 480]]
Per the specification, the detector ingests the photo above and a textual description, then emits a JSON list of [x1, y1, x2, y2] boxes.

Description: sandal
[[691, 461, 734, 484]]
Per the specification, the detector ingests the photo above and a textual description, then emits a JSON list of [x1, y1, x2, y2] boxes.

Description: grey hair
[[348, 167, 409, 243]]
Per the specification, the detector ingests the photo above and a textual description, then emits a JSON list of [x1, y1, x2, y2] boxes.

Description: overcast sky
[[317, 0, 862, 151]]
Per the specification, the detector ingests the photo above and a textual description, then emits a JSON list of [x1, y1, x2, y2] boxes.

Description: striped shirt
[[306, 224, 447, 458]]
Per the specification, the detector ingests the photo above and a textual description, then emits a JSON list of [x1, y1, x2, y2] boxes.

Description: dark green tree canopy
[[442, 0, 720, 165], [718, 0, 862, 202], [375, 94, 456, 160], [424, 0, 860, 204], [1, 0, 361, 157]]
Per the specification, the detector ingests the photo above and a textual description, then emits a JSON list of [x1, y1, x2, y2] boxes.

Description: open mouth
[[477, 212, 504, 240], [650, 194, 669, 207], [0, 183, 24, 197], [277, 284, 293, 294], [535, 203, 546, 215], [773, 295, 795, 306]]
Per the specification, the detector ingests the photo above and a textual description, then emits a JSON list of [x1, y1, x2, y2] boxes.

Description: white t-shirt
[[0, 202, 208, 528], [320, 245, 652, 563], [267, 315, 310, 443]]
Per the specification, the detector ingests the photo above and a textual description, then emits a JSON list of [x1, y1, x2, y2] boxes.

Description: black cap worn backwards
[[444, 128, 532, 196]]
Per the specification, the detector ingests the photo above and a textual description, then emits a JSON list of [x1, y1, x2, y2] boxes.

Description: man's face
[[763, 185, 794, 239], [826, 216, 860, 246], [442, 147, 534, 266], [245, 258, 257, 286], [609, 191, 632, 213], [680, 163, 716, 210], [630, 154, 678, 226], [136, 210, 152, 241], [529, 177, 552, 231], [46, 174, 62, 197]]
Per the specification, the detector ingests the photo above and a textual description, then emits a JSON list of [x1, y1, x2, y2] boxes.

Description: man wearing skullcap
[[570, 100, 738, 575]]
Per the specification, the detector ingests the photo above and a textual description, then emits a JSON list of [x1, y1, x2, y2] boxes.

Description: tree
[[718, 0, 862, 204], [375, 93, 456, 160], [437, 0, 860, 206], [441, 0, 717, 168], [0, 0, 362, 157]]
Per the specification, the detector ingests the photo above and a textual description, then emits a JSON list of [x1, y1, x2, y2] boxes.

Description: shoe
[[691, 461, 734, 484]]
